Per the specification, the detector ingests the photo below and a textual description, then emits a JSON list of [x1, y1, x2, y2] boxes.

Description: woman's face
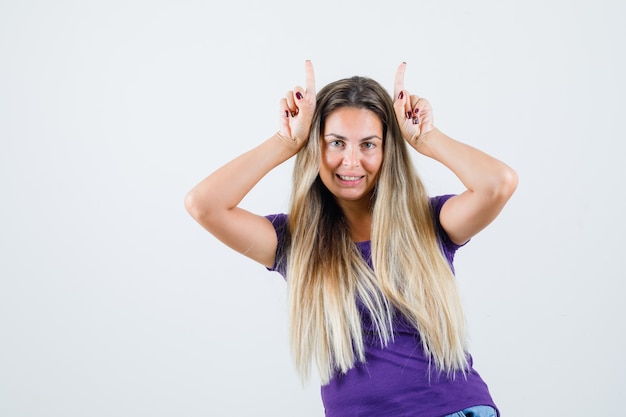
[[319, 106, 384, 209]]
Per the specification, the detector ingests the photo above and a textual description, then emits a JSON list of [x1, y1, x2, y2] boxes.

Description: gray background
[[1, 0, 624, 415]]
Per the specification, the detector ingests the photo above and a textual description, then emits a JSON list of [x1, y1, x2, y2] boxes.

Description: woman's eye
[[362, 142, 374, 149], [330, 140, 343, 147]]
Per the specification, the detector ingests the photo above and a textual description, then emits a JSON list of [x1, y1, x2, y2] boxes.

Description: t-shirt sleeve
[[265, 213, 289, 278], [429, 194, 467, 271]]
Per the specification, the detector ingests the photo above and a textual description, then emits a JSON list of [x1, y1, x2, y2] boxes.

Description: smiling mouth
[[337, 175, 364, 181]]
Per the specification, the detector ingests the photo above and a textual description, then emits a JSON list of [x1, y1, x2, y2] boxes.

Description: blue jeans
[[443, 405, 497, 417]]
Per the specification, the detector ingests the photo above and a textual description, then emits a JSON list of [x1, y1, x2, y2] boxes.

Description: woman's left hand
[[393, 62, 435, 149]]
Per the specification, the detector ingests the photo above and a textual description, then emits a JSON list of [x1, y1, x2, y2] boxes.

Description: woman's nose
[[342, 146, 359, 167]]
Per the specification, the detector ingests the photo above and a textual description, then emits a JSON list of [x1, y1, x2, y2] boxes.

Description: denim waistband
[[443, 405, 497, 417]]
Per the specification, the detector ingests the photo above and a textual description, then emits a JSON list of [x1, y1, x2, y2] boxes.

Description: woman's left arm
[[394, 62, 518, 245], [414, 128, 518, 245]]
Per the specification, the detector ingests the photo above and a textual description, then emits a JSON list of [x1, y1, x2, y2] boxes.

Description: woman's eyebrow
[[324, 133, 382, 141]]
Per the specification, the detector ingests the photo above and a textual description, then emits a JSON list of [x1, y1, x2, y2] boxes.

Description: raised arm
[[185, 61, 316, 267], [393, 62, 518, 245]]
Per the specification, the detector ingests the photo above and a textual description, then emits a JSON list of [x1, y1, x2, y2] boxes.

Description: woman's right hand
[[277, 60, 317, 149]]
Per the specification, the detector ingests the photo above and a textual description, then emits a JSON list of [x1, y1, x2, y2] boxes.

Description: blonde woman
[[185, 61, 517, 417]]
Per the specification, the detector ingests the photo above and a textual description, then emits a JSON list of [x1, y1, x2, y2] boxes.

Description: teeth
[[339, 175, 361, 181]]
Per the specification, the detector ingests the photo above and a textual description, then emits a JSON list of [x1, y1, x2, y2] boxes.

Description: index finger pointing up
[[394, 62, 406, 98], [304, 60, 316, 93]]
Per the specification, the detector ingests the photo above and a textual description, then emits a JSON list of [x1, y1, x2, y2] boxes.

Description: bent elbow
[[502, 167, 518, 196], [493, 166, 518, 202], [184, 189, 227, 234], [184, 190, 206, 221]]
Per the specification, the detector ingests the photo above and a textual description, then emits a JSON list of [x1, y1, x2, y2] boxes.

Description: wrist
[[269, 131, 303, 158], [412, 127, 440, 153]]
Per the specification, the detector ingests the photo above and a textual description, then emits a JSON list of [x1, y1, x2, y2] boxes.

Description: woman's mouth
[[338, 175, 363, 181]]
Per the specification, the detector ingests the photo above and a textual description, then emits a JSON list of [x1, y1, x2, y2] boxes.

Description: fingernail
[[406, 111, 412, 119], [414, 108, 419, 114], [291, 111, 297, 117], [285, 110, 289, 117], [296, 92, 303, 100], [398, 91, 404, 99], [412, 117, 419, 125]]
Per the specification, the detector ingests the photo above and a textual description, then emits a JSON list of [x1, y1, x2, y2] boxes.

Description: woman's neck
[[337, 199, 372, 242]]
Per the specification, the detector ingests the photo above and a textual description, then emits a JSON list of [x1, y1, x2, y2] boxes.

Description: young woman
[[185, 61, 518, 417]]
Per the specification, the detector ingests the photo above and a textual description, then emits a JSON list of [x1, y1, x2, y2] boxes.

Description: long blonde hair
[[286, 76, 468, 384]]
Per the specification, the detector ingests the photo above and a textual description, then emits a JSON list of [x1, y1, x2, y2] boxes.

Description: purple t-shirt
[[266, 195, 499, 417]]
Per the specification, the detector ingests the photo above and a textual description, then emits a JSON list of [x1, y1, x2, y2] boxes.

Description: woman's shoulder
[[264, 213, 289, 277], [429, 194, 467, 269], [266, 212, 288, 225], [428, 194, 456, 213], [265, 213, 289, 242]]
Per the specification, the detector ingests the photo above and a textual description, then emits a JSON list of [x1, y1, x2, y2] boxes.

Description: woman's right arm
[[185, 61, 316, 268], [185, 135, 300, 268]]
